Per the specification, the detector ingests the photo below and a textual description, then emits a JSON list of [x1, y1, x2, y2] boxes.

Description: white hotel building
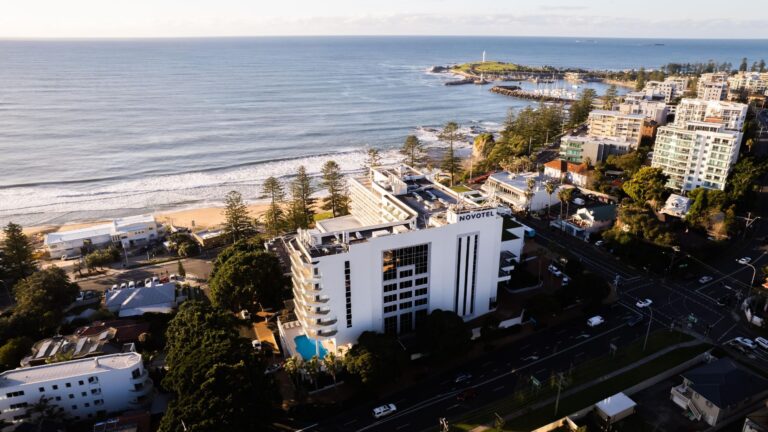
[[0, 353, 152, 425], [277, 166, 525, 356]]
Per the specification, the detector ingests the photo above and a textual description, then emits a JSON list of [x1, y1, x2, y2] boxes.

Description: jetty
[[445, 78, 474, 86], [490, 86, 576, 103]]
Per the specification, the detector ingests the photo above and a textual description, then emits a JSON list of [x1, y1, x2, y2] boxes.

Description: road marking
[[493, 385, 505, 392], [342, 420, 357, 426], [447, 404, 460, 410], [717, 323, 739, 342], [395, 423, 410, 430]]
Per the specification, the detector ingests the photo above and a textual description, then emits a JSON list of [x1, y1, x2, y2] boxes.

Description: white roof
[[316, 215, 364, 233], [0, 352, 142, 387], [596, 392, 636, 417], [488, 171, 545, 192], [114, 214, 156, 232], [105, 283, 175, 314], [44, 223, 114, 245]]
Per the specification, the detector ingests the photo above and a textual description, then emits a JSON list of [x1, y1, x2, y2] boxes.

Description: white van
[[587, 316, 605, 327], [372, 403, 397, 419]]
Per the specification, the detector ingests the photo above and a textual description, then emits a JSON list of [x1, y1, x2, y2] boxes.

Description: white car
[[372, 403, 397, 419], [127, 281, 136, 289], [587, 316, 605, 327], [756, 337, 768, 350], [734, 337, 756, 350], [110, 284, 118, 291], [240, 309, 252, 320], [636, 299, 653, 308], [251, 339, 262, 351], [594, 240, 605, 247], [561, 275, 570, 286], [698, 276, 713, 284], [548, 265, 562, 277], [737, 257, 752, 265], [144, 278, 153, 287], [119, 282, 127, 289]]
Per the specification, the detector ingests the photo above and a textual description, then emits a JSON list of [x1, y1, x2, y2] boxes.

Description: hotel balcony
[[295, 304, 334, 323], [307, 327, 338, 338]]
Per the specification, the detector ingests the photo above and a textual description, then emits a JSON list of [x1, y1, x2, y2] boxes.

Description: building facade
[[0, 353, 152, 425], [728, 72, 768, 98], [559, 135, 634, 164], [278, 166, 525, 355], [587, 110, 644, 146], [697, 72, 730, 101], [483, 171, 565, 212], [674, 99, 747, 131], [618, 99, 670, 125], [45, 215, 165, 259], [643, 77, 688, 103]]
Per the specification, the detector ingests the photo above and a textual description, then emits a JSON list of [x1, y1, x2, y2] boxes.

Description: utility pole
[[554, 372, 565, 416]]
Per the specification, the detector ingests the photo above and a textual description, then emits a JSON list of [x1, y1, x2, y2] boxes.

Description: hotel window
[[384, 294, 397, 303], [384, 305, 397, 314], [384, 316, 398, 335], [399, 291, 412, 300], [382, 244, 430, 280], [415, 288, 428, 297], [399, 269, 413, 278], [399, 280, 412, 289], [415, 298, 428, 306], [344, 261, 352, 328], [400, 312, 413, 333], [384, 283, 397, 292], [400, 301, 412, 310], [415, 277, 428, 286]]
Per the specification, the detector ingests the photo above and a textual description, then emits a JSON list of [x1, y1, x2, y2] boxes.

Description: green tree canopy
[[13, 267, 79, 335], [401, 135, 426, 167], [622, 167, 668, 206], [417, 309, 471, 359], [262, 176, 285, 237], [1, 222, 36, 286], [439, 122, 465, 186], [287, 166, 315, 230], [0, 337, 33, 370], [209, 249, 286, 311], [344, 331, 408, 388], [223, 191, 255, 244], [320, 160, 350, 217]]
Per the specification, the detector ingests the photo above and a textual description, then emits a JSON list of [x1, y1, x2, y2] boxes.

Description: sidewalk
[[469, 339, 706, 432]]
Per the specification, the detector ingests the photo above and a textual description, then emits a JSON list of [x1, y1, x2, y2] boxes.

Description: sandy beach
[[18, 204, 272, 244]]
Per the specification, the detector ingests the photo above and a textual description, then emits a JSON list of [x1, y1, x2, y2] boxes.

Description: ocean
[[0, 36, 766, 226]]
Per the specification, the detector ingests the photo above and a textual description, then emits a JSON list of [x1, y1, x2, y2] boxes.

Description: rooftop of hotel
[[0, 352, 142, 387], [487, 171, 547, 191]]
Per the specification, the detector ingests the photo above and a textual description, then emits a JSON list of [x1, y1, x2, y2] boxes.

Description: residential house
[[104, 283, 177, 317], [559, 204, 617, 240], [544, 160, 591, 187], [559, 135, 634, 165], [670, 358, 768, 426], [483, 171, 564, 212]]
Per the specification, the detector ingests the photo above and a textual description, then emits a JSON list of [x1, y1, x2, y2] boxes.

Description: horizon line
[[1, 34, 767, 41]]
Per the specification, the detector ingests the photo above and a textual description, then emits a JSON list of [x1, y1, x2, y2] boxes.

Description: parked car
[[152, 276, 160, 284], [698, 276, 713, 284], [159, 276, 169, 283], [635, 299, 653, 308], [128, 281, 136, 289], [733, 337, 757, 350], [587, 316, 605, 327], [594, 240, 605, 247], [737, 257, 752, 265], [457, 388, 477, 402], [756, 337, 768, 350], [547, 265, 562, 277], [119, 282, 127, 289], [372, 404, 397, 419], [136, 280, 145, 288], [144, 278, 153, 287], [454, 373, 473, 384], [110, 284, 118, 290], [240, 309, 252, 320], [251, 339, 262, 351], [561, 275, 570, 286]]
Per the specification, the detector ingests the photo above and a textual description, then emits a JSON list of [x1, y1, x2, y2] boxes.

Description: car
[[240, 309, 252, 320], [737, 257, 752, 265], [372, 403, 397, 419], [521, 355, 540, 361], [755, 337, 768, 350], [734, 337, 757, 350], [251, 339, 262, 351], [454, 373, 473, 384], [594, 240, 605, 247], [75, 292, 85, 302], [587, 316, 605, 327], [457, 388, 477, 402], [572, 198, 585, 206], [561, 275, 570, 286], [626, 315, 643, 327], [698, 276, 713, 284], [127, 281, 136, 289], [547, 265, 562, 277], [111, 284, 118, 290], [635, 299, 653, 308], [136, 280, 145, 288], [152, 276, 160, 284], [159, 276, 169, 283], [264, 363, 282, 375], [144, 278, 153, 287], [119, 282, 127, 289]]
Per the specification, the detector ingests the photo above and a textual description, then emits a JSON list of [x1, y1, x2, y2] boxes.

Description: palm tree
[[305, 355, 322, 390], [561, 188, 575, 220], [544, 181, 557, 218], [322, 351, 344, 393], [283, 355, 303, 388], [525, 177, 537, 213], [557, 188, 569, 220]]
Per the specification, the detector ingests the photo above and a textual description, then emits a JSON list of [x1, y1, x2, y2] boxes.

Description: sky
[[2, 0, 767, 39]]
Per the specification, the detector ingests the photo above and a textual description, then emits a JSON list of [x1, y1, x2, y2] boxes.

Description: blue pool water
[[294, 335, 327, 361]]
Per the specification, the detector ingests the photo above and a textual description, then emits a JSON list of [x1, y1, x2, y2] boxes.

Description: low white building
[[0, 352, 152, 425], [45, 215, 165, 259], [661, 194, 692, 218], [543, 160, 590, 187], [276, 165, 526, 358], [483, 171, 565, 212], [104, 283, 177, 317]]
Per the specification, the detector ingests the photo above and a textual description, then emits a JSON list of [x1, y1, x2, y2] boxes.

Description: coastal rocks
[[445, 78, 474, 86], [490, 85, 575, 103], [428, 65, 450, 73]]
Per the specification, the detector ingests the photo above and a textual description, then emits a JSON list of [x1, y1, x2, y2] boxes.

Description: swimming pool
[[294, 334, 327, 361]]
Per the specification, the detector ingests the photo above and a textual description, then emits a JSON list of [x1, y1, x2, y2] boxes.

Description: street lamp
[[643, 306, 653, 352]]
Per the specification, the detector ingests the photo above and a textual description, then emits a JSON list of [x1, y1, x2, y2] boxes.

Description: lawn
[[452, 61, 555, 75], [313, 211, 334, 222], [451, 185, 473, 193], [452, 331, 704, 431]]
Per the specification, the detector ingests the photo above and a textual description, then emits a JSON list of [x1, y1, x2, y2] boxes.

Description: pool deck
[[278, 318, 336, 361]]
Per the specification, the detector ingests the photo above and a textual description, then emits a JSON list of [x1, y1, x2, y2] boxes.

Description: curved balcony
[[307, 328, 338, 338]]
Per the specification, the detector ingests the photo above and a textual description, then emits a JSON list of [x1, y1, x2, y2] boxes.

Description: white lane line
[[493, 385, 505, 392], [717, 322, 739, 342], [395, 423, 410, 430], [447, 404, 461, 410], [342, 419, 357, 426]]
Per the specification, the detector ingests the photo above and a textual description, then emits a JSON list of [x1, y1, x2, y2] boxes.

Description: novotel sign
[[456, 209, 496, 223]]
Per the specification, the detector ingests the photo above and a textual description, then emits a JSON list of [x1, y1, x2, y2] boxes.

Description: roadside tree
[[208, 249, 286, 311], [223, 191, 255, 244]]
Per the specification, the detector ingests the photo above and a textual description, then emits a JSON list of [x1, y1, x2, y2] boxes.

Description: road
[[304, 305, 664, 432], [298, 217, 768, 432]]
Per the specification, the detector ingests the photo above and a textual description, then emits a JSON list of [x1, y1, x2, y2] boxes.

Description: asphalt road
[[303, 305, 661, 432]]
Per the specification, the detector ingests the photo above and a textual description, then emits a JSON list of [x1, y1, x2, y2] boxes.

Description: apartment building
[[643, 77, 688, 103], [587, 110, 645, 146], [0, 353, 152, 425], [558, 135, 633, 165], [728, 71, 768, 98], [651, 121, 741, 191], [618, 99, 670, 125], [674, 98, 747, 131], [277, 166, 525, 357], [697, 72, 729, 101]]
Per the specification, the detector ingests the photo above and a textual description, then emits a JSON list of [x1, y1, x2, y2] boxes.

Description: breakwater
[[490, 86, 575, 103]]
